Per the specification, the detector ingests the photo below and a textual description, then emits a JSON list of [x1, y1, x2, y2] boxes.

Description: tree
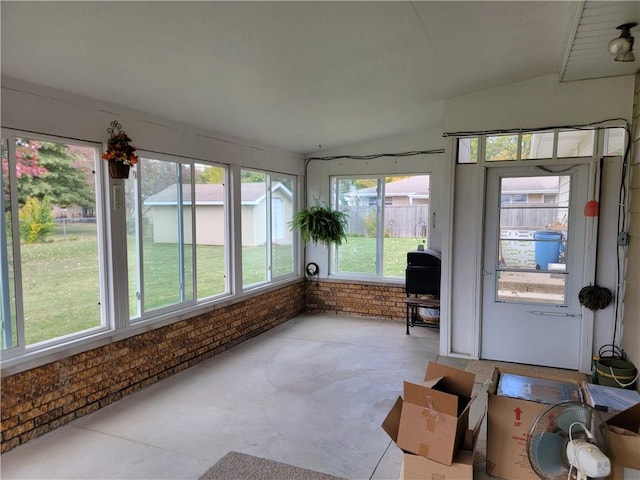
[[14, 139, 47, 178], [16, 140, 95, 209], [139, 159, 189, 200], [197, 166, 224, 184], [240, 170, 265, 183], [2, 139, 47, 208], [485, 134, 532, 161], [19, 196, 55, 243]]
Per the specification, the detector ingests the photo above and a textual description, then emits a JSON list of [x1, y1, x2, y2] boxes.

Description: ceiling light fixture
[[607, 22, 637, 62]]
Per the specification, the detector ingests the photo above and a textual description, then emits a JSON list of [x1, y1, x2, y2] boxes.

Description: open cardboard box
[[606, 403, 640, 480], [486, 367, 585, 480], [382, 362, 477, 466], [400, 409, 485, 480]]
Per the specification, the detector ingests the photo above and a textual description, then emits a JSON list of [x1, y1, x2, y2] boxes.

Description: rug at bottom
[[199, 451, 346, 480]]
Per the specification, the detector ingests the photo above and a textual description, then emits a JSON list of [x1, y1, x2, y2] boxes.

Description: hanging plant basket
[[108, 162, 131, 179], [103, 120, 138, 179], [288, 202, 349, 247]]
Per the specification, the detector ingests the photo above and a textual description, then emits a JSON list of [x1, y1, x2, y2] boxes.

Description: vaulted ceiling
[[1, 1, 638, 154]]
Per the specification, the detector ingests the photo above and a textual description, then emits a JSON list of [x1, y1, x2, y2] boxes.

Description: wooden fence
[[500, 207, 564, 229], [343, 205, 562, 238], [343, 205, 430, 238]]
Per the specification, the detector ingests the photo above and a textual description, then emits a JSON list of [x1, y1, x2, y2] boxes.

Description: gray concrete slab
[[1, 314, 444, 480]]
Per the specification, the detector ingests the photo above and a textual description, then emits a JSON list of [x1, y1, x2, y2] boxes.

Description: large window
[[241, 169, 296, 289], [1, 135, 105, 350], [126, 155, 229, 320], [331, 175, 430, 278], [1, 130, 299, 365]]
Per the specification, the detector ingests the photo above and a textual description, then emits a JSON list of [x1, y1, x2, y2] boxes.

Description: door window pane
[[497, 175, 569, 305]]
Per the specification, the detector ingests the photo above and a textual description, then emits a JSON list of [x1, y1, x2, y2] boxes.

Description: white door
[[481, 165, 589, 369]]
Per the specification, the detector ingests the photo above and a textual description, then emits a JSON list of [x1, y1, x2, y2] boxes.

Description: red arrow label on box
[[514, 407, 522, 421]]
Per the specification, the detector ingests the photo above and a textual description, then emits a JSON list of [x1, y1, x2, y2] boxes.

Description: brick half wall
[[305, 279, 407, 321], [1, 282, 305, 453]]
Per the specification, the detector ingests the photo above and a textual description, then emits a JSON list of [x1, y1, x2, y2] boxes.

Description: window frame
[[0, 130, 110, 358], [240, 168, 298, 291], [455, 127, 620, 165], [128, 151, 234, 325], [329, 174, 431, 280]]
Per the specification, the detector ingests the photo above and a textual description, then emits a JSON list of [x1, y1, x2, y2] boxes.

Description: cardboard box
[[384, 393, 485, 480], [383, 362, 477, 466], [486, 368, 585, 480], [402, 451, 474, 480], [399, 412, 485, 480], [606, 404, 640, 480]]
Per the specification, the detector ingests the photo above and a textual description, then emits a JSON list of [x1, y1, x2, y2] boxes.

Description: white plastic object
[[566, 440, 611, 480]]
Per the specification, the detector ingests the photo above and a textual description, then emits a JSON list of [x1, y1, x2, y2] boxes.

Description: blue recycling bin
[[534, 230, 563, 270]]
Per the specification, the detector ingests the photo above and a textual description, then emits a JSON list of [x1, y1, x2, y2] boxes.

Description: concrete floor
[[1, 314, 485, 480]]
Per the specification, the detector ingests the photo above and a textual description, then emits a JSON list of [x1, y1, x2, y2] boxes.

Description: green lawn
[[10, 225, 421, 346], [337, 236, 422, 277], [17, 223, 102, 346], [128, 241, 294, 315]]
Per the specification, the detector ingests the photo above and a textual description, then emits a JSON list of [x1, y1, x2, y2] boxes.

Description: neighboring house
[[144, 182, 293, 247], [343, 175, 560, 207], [500, 176, 560, 204], [343, 175, 430, 206], [341, 176, 561, 238], [51, 205, 96, 220]]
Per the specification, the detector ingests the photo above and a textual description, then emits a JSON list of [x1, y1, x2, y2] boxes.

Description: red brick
[[1, 283, 305, 453]]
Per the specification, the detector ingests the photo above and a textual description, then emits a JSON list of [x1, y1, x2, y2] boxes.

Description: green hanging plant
[[289, 202, 349, 247]]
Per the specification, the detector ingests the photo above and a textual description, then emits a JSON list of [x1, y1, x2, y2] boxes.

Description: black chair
[[405, 250, 441, 334]]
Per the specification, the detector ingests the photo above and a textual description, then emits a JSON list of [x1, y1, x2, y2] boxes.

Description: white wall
[[1, 77, 304, 176], [444, 73, 635, 365], [304, 128, 448, 274], [445, 74, 634, 133]]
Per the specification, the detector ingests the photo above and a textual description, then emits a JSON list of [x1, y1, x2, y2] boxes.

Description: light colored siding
[[195, 206, 225, 245], [151, 205, 225, 245]]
